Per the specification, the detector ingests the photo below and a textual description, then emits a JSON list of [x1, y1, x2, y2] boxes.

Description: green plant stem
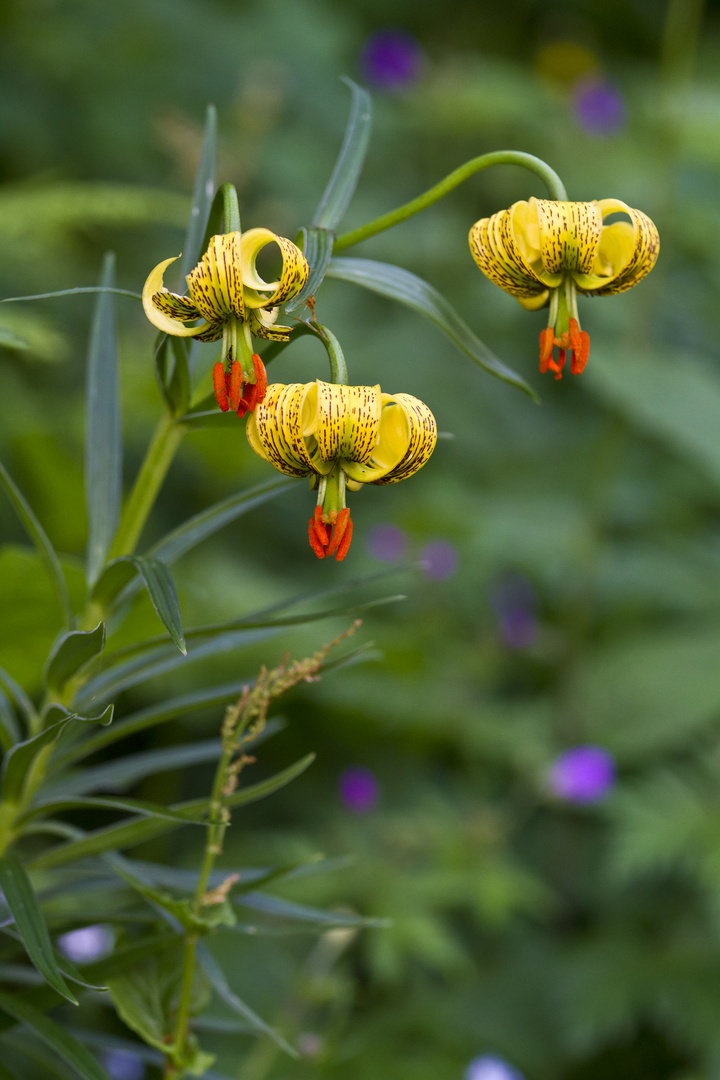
[[309, 322, 348, 385], [108, 414, 186, 560], [333, 150, 568, 251], [166, 742, 234, 1077]]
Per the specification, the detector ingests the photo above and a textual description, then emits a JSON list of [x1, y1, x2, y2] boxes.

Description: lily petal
[[142, 255, 213, 338], [186, 232, 246, 322], [246, 383, 318, 478], [240, 228, 310, 310], [575, 198, 659, 295], [534, 198, 603, 277]]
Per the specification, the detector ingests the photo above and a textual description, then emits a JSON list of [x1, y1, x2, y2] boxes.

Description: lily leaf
[[0, 854, 78, 1004], [285, 226, 334, 314], [195, 941, 298, 1057], [0, 459, 74, 626], [91, 555, 186, 655], [327, 256, 538, 400], [0, 685, 21, 752], [85, 252, 122, 587], [312, 78, 372, 231], [235, 890, 388, 929], [45, 738, 223, 796], [29, 754, 314, 871], [43, 622, 105, 698], [2, 709, 113, 805], [180, 103, 217, 281], [0, 992, 110, 1080], [20, 795, 210, 826], [0, 666, 35, 732], [154, 334, 191, 418]]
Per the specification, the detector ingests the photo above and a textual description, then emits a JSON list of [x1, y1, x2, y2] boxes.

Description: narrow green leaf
[[0, 855, 78, 1004], [284, 226, 334, 313], [180, 104, 217, 281], [236, 890, 387, 928], [43, 623, 105, 698], [0, 991, 110, 1079], [154, 335, 191, 417], [312, 78, 372, 231], [92, 555, 186, 654], [1, 717, 74, 804], [195, 941, 299, 1057], [0, 666, 35, 731], [2, 287, 141, 303], [0, 326, 31, 352], [45, 738, 223, 796], [327, 256, 539, 400], [85, 252, 122, 586], [0, 459, 73, 626], [28, 754, 314, 871], [20, 795, 210, 826], [2, 708, 113, 804], [0, 685, 21, 752]]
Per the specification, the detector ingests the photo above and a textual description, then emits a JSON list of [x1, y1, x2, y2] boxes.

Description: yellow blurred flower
[[469, 197, 659, 379], [247, 380, 437, 560]]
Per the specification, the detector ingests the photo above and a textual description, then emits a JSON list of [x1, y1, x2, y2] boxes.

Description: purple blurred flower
[[549, 745, 616, 803], [361, 30, 424, 90], [101, 1049, 145, 1080], [340, 766, 379, 814], [573, 77, 626, 136], [57, 924, 114, 963], [421, 539, 457, 580], [367, 523, 408, 562], [464, 1055, 526, 1080], [499, 609, 538, 649]]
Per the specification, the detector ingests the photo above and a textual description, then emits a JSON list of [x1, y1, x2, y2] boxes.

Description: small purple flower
[[465, 1055, 526, 1080], [420, 539, 457, 580], [367, 523, 408, 562], [499, 608, 538, 649], [361, 30, 424, 91], [57, 924, 114, 963], [101, 1049, 145, 1080], [549, 746, 616, 803], [573, 77, 626, 137], [339, 766, 379, 814]]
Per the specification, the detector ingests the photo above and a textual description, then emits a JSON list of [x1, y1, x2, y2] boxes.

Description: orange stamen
[[326, 508, 351, 558], [212, 362, 229, 411], [538, 319, 590, 380], [228, 361, 243, 412]]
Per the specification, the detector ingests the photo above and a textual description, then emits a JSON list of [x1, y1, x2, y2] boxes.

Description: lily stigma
[[469, 197, 659, 379], [246, 381, 437, 561], [143, 228, 309, 413]]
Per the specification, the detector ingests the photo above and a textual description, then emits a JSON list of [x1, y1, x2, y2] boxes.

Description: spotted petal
[[240, 228, 310, 310], [186, 232, 246, 322], [246, 383, 317, 478], [575, 199, 660, 295], [142, 255, 213, 338], [345, 392, 437, 484]]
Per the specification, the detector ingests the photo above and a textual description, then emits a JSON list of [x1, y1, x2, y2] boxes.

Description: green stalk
[[309, 322, 348, 385], [107, 414, 186, 560], [333, 150, 567, 251]]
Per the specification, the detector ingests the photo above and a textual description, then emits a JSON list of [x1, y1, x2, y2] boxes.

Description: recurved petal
[[246, 383, 316, 478], [576, 199, 659, 295], [187, 232, 245, 321], [375, 393, 437, 484], [249, 307, 293, 342], [469, 205, 549, 299], [142, 255, 213, 337], [240, 228, 310, 310], [534, 199, 603, 276]]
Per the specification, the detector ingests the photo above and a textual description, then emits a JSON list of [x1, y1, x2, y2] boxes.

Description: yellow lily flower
[[469, 197, 659, 379], [246, 380, 437, 560], [142, 229, 309, 413]]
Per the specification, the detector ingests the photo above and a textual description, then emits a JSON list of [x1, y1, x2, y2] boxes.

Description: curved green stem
[[333, 150, 568, 251], [107, 414, 186, 560], [309, 322, 348, 385]]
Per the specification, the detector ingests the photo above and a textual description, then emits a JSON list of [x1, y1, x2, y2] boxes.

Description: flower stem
[[309, 322, 348, 385], [333, 150, 568, 251], [107, 414, 186, 559]]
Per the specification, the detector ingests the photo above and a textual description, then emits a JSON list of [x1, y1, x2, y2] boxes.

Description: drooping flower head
[[246, 380, 437, 561], [143, 229, 309, 414], [469, 197, 659, 379]]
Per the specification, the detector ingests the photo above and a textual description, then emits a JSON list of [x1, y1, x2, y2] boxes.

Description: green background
[[2, 0, 720, 1077]]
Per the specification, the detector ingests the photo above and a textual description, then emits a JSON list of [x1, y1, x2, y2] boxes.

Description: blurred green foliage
[[3, 0, 720, 1078]]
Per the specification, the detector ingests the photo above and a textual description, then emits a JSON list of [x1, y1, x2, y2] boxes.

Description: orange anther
[[228, 361, 243, 412], [212, 362, 229, 411], [539, 327, 555, 374], [326, 508, 351, 558]]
